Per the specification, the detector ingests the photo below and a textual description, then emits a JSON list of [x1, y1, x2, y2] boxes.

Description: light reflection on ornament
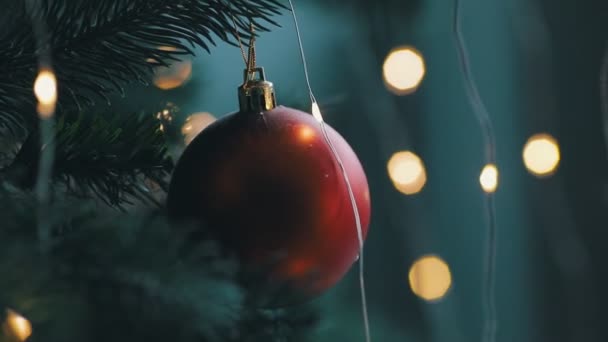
[[523, 133, 561, 177], [34, 69, 57, 118], [479, 163, 499, 193], [408, 255, 452, 301], [383, 46, 426, 95], [298, 125, 315, 142], [3, 309, 32, 341], [182, 112, 216, 145], [387, 151, 427, 195]]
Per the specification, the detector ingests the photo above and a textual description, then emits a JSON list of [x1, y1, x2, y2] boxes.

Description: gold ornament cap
[[238, 67, 277, 112]]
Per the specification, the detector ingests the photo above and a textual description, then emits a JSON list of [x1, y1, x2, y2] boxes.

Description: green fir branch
[[3, 111, 173, 208], [0, 0, 285, 136], [0, 188, 319, 342]]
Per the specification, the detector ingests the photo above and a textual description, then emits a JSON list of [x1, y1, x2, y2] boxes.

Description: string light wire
[[453, 1, 498, 342], [26, 0, 56, 251], [287, 2, 371, 342]]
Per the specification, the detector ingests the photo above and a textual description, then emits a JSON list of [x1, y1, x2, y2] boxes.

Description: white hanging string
[[453, 1, 498, 342], [287, 2, 372, 342]]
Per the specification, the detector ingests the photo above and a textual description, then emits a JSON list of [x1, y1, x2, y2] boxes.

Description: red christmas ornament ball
[[167, 105, 371, 307]]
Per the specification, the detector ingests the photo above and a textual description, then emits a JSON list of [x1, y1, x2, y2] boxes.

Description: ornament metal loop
[[238, 67, 277, 113]]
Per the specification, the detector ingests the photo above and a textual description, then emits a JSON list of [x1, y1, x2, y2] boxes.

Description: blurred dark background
[[111, 0, 608, 340]]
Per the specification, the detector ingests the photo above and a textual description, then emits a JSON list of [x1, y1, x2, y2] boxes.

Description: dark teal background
[[113, 1, 608, 340]]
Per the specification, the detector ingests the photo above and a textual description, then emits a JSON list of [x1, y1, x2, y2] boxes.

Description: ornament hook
[[229, 16, 259, 86], [245, 22, 257, 83], [236, 23, 276, 113], [237, 66, 276, 113]]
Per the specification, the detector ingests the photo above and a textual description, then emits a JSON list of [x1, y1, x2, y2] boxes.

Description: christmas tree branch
[[0, 188, 318, 342], [0, 0, 285, 136], [3, 111, 173, 208]]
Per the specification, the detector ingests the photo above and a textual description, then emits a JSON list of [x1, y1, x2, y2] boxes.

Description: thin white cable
[[287, 2, 371, 342], [453, 1, 498, 342], [26, 0, 55, 251], [287, 0, 317, 105]]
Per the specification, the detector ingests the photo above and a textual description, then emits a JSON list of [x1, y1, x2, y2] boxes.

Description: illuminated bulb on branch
[[479, 164, 499, 193], [182, 112, 216, 145], [34, 69, 57, 118], [387, 151, 427, 195], [3, 309, 32, 341], [156, 106, 176, 133], [157, 109, 173, 122], [383, 47, 426, 95], [409, 255, 452, 301], [523, 133, 561, 177]]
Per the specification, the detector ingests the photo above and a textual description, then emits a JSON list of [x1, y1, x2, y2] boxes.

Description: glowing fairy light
[[409, 255, 452, 301], [523, 133, 561, 177], [3, 309, 32, 341], [34, 70, 57, 104], [387, 151, 427, 195], [383, 47, 426, 95], [157, 109, 173, 122], [182, 112, 216, 145], [156, 103, 178, 133], [479, 164, 499, 193], [34, 69, 57, 118], [311, 102, 323, 122]]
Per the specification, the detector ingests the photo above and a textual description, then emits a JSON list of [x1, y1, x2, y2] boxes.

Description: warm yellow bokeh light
[[182, 112, 216, 145], [409, 255, 452, 301], [158, 46, 178, 52], [147, 46, 179, 64], [387, 151, 427, 195], [479, 164, 499, 193], [153, 60, 192, 90], [523, 134, 560, 177], [34, 70, 57, 104], [3, 309, 32, 341], [383, 47, 426, 95], [34, 69, 57, 118]]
